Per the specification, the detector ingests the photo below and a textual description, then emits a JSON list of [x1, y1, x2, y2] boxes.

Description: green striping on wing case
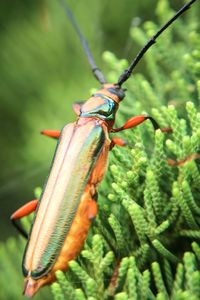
[[23, 119, 106, 279]]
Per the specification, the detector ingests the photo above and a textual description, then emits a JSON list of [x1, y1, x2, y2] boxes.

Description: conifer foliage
[[0, 0, 199, 299]]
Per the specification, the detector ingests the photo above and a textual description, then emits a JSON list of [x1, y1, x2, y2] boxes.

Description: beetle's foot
[[160, 127, 173, 133], [110, 137, 127, 150]]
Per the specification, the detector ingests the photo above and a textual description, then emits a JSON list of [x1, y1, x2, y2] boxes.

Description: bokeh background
[[0, 0, 188, 240]]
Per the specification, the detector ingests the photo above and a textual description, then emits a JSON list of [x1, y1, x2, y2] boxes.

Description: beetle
[[10, 0, 197, 297]]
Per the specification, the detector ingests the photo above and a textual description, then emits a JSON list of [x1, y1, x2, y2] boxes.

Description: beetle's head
[[80, 84, 125, 121], [104, 84, 126, 103]]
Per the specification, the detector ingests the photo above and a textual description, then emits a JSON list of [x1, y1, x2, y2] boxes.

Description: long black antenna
[[60, 0, 106, 85], [118, 0, 198, 86]]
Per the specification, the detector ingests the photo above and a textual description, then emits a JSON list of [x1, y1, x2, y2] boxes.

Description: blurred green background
[[0, 0, 187, 240]]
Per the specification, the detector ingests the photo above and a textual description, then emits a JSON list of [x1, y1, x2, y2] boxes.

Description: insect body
[[10, 0, 198, 297], [23, 85, 124, 296]]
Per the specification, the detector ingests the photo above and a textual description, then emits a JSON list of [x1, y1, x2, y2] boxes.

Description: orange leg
[[110, 137, 127, 150], [40, 130, 60, 139], [11, 199, 38, 239], [111, 115, 172, 133], [88, 199, 98, 220], [111, 115, 200, 168]]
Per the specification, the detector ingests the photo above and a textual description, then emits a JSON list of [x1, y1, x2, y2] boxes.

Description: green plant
[[0, 0, 199, 299]]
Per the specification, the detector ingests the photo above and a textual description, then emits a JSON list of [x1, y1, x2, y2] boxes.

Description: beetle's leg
[[88, 191, 98, 220], [88, 199, 98, 220], [40, 130, 60, 139], [73, 101, 83, 115], [110, 137, 127, 150], [111, 115, 172, 133], [10, 199, 38, 239]]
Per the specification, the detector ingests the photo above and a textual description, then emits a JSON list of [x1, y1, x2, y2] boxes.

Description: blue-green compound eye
[[81, 95, 118, 121]]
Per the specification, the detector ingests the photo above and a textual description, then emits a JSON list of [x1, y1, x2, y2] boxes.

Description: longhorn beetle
[[11, 0, 198, 297]]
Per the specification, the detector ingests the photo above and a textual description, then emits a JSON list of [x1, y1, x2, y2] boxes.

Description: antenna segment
[[117, 0, 197, 86], [60, 0, 107, 84]]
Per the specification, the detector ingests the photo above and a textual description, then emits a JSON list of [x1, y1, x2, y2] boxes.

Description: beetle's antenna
[[118, 0, 197, 86], [60, 0, 107, 85]]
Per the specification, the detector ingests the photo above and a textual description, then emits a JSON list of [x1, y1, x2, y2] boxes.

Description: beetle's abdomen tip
[[23, 277, 40, 298]]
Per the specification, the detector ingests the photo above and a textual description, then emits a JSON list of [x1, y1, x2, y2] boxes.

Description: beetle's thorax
[[80, 84, 125, 123]]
